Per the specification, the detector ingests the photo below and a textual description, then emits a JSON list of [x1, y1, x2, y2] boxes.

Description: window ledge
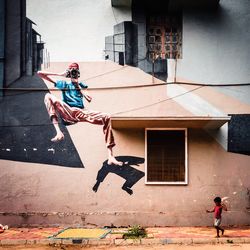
[[145, 181, 188, 185], [111, 116, 230, 129]]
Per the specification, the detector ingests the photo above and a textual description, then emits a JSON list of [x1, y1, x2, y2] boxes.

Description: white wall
[[26, 0, 131, 62], [177, 0, 250, 85]]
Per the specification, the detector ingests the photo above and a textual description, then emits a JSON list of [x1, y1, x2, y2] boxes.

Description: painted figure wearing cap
[[37, 63, 122, 166]]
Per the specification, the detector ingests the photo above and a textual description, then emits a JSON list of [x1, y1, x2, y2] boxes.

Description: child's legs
[[214, 218, 223, 236], [215, 226, 220, 237]]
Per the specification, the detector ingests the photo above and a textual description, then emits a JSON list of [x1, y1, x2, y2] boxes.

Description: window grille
[[147, 14, 182, 60], [146, 129, 187, 184]]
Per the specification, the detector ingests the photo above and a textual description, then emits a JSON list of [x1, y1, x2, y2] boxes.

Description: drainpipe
[[0, 0, 5, 98]]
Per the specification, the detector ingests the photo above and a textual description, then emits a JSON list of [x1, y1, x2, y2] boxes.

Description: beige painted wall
[[0, 62, 249, 227]]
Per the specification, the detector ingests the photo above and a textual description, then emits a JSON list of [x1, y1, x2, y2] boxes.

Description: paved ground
[[0, 244, 250, 250], [0, 226, 249, 240], [0, 226, 249, 247]]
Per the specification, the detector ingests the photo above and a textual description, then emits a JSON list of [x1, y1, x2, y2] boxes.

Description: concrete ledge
[[35, 239, 51, 245], [0, 239, 27, 245], [217, 238, 247, 244], [114, 238, 141, 245], [244, 238, 250, 243], [125, 238, 141, 245], [61, 239, 76, 245], [26, 239, 37, 245], [140, 238, 162, 245], [192, 238, 218, 244], [0, 237, 249, 246], [115, 239, 130, 245], [48, 238, 62, 245], [88, 239, 113, 246], [162, 238, 193, 244]]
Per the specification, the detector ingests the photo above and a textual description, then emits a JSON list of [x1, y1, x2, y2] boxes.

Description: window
[[145, 129, 187, 184], [147, 14, 182, 60]]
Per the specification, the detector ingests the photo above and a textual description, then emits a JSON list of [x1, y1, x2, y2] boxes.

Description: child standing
[[206, 196, 227, 237]]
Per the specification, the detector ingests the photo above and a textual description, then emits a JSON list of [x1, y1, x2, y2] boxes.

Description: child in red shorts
[[206, 196, 227, 237]]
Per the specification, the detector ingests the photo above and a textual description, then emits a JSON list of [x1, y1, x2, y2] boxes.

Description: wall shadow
[[92, 156, 145, 195]]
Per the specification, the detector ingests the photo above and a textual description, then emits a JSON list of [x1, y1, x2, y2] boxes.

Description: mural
[[37, 63, 122, 166], [92, 156, 145, 195], [0, 61, 125, 167], [0, 77, 84, 168]]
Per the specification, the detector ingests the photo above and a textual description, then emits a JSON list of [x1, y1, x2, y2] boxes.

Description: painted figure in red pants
[[37, 62, 122, 166]]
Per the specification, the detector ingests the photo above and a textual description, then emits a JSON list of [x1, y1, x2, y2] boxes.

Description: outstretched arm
[[37, 71, 67, 84], [206, 208, 215, 213], [222, 203, 228, 211]]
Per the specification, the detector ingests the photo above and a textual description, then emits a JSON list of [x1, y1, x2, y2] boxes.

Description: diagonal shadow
[[0, 76, 84, 168], [92, 156, 145, 195]]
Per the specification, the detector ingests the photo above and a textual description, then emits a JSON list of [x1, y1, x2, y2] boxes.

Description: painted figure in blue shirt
[[37, 63, 122, 166], [55, 80, 88, 108]]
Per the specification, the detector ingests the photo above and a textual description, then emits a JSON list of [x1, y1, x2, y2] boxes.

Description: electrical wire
[[1, 80, 250, 94], [0, 85, 204, 128], [0, 56, 148, 96], [112, 85, 204, 115]]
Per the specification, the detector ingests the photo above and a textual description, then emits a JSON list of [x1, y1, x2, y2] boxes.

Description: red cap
[[68, 62, 79, 69]]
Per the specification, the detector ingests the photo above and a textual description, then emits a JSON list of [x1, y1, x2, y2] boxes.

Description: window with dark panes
[[146, 129, 187, 184], [147, 14, 182, 60]]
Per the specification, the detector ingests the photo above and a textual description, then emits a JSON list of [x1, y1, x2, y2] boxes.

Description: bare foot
[[51, 132, 64, 142], [221, 229, 224, 236], [107, 156, 123, 166]]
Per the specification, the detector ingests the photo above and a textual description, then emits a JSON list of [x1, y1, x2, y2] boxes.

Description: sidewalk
[[0, 226, 249, 246]]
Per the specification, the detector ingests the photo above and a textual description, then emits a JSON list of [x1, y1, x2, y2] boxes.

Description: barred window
[[147, 14, 182, 60], [146, 129, 187, 184]]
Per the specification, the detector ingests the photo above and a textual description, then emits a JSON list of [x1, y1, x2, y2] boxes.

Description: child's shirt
[[214, 205, 223, 219]]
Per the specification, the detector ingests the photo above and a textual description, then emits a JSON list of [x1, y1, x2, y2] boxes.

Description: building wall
[[1, 128, 249, 226], [0, 0, 249, 227], [177, 0, 250, 85], [167, 0, 250, 153], [0, 0, 5, 97], [26, 0, 132, 62], [0, 61, 249, 227], [5, 0, 24, 86]]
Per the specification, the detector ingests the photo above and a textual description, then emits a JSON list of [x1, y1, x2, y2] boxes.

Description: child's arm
[[206, 208, 215, 213], [222, 202, 228, 211]]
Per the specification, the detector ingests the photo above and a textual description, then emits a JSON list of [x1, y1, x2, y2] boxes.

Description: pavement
[[0, 226, 249, 246]]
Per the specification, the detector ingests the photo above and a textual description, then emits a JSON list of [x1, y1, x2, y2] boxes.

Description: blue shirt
[[55, 80, 88, 108]]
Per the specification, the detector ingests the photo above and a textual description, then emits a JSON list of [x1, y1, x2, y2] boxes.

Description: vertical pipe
[[45, 48, 47, 69], [48, 52, 50, 68], [0, 0, 5, 97]]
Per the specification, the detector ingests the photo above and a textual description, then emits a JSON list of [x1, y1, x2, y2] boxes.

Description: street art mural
[[0, 77, 84, 168], [93, 156, 145, 195], [37, 63, 122, 166], [0, 62, 124, 167], [0, 63, 146, 196]]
